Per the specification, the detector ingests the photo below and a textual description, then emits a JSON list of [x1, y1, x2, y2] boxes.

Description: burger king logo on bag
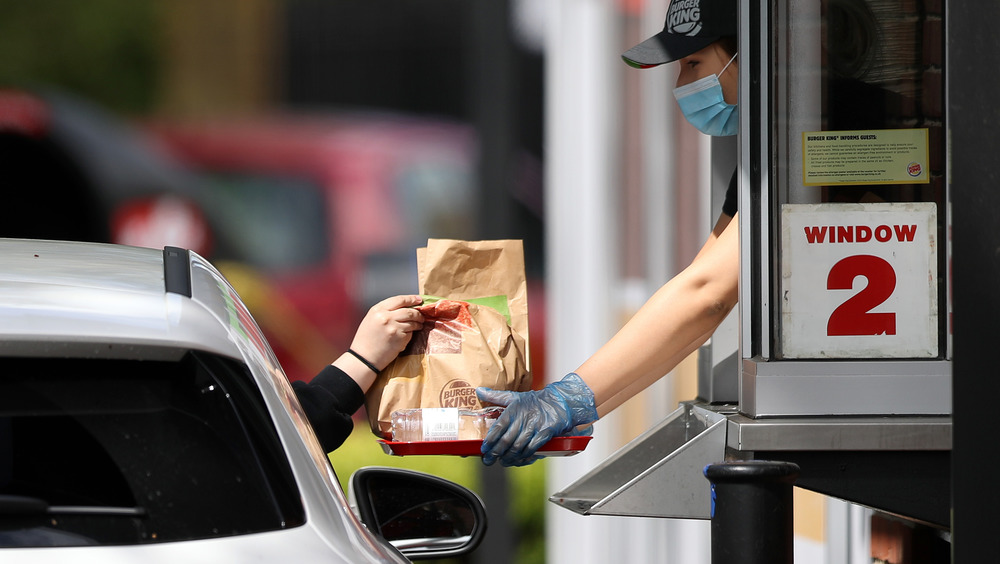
[[440, 379, 478, 408]]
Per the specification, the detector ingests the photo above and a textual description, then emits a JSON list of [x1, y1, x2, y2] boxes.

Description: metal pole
[[545, 1, 625, 563], [469, 2, 516, 563], [703, 460, 799, 564], [950, 0, 1000, 558]]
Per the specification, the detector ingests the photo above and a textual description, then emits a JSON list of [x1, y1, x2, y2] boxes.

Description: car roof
[[0, 238, 414, 563], [0, 237, 244, 361]]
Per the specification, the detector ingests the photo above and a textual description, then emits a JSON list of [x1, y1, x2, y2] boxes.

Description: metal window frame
[[737, 0, 952, 417]]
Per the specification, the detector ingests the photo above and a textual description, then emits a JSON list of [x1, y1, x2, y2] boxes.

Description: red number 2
[[826, 255, 896, 336]]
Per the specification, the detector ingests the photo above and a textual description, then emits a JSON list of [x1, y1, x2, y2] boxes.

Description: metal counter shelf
[[550, 401, 951, 527]]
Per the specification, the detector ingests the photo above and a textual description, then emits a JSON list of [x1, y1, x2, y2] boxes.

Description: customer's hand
[[477, 373, 598, 467], [349, 295, 425, 372]]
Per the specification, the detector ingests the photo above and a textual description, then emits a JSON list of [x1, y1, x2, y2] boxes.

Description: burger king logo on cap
[[668, 0, 703, 36], [440, 379, 479, 408]]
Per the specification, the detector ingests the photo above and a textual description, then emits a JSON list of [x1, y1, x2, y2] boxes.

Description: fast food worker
[[477, 0, 741, 467]]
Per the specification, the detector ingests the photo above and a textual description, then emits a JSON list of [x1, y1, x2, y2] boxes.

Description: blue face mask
[[673, 53, 738, 137]]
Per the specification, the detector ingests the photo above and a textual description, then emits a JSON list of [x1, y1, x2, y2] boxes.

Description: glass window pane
[[771, 0, 946, 359]]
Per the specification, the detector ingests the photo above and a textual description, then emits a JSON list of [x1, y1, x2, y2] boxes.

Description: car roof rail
[[163, 246, 192, 297]]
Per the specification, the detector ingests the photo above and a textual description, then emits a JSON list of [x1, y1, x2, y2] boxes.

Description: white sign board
[[780, 203, 938, 358]]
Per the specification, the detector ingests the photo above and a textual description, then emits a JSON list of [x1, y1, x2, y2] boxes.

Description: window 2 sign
[[780, 203, 938, 359]]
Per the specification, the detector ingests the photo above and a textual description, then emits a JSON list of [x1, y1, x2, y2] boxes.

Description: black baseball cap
[[622, 0, 737, 69]]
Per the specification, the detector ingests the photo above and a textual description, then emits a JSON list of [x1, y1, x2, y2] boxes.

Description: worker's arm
[[478, 213, 740, 466], [581, 212, 739, 416]]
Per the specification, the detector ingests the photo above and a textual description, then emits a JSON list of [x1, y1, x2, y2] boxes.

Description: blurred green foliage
[[0, 0, 160, 113], [329, 426, 547, 564], [508, 453, 548, 564]]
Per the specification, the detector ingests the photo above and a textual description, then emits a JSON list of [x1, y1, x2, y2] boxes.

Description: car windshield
[[0, 352, 305, 547]]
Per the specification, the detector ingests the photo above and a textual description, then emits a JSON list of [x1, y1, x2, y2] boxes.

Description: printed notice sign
[[802, 129, 929, 186], [780, 202, 938, 359]]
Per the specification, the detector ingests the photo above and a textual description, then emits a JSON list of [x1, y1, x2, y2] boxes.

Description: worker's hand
[[477, 373, 598, 467], [349, 295, 425, 372]]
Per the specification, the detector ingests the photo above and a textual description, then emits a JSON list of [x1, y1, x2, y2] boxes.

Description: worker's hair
[[718, 36, 738, 57]]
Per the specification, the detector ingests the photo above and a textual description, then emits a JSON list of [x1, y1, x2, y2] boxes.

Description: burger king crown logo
[[440, 379, 479, 408], [667, 0, 703, 36]]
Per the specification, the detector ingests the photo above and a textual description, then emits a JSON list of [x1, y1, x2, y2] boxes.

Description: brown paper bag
[[365, 239, 532, 438]]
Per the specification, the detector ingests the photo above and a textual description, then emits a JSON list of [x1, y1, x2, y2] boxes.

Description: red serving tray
[[378, 436, 592, 457]]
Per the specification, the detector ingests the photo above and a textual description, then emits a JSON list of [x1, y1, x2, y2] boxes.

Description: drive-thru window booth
[[741, 0, 949, 417], [551, 0, 951, 540]]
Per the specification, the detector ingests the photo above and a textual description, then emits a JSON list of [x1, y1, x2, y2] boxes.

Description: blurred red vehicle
[[135, 112, 483, 381], [0, 87, 544, 386]]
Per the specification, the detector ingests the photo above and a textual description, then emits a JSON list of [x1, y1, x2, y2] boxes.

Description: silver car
[[0, 238, 486, 562]]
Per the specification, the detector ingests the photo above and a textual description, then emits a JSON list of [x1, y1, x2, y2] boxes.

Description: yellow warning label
[[802, 129, 929, 186]]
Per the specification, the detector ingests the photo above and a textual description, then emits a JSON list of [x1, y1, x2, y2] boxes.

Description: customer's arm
[[295, 295, 425, 452]]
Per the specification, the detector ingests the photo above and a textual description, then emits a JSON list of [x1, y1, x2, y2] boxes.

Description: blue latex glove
[[477, 372, 598, 467]]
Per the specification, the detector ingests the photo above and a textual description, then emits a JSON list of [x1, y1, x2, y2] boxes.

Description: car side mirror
[[348, 467, 487, 561]]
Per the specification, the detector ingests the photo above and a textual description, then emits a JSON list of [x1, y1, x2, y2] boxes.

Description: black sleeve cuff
[[292, 365, 366, 452], [721, 168, 738, 218]]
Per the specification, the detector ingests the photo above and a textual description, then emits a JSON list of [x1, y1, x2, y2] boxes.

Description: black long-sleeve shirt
[[292, 364, 365, 452], [722, 168, 737, 218]]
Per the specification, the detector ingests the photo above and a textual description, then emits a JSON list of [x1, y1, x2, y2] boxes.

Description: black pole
[[950, 0, 1000, 559], [468, 5, 517, 563], [703, 460, 800, 564], [470, 0, 516, 240]]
